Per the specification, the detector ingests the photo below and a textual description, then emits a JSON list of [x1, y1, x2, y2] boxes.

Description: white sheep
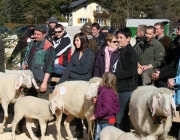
[[129, 86, 176, 140], [100, 126, 156, 140], [0, 71, 39, 133], [49, 77, 102, 140], [11, 96, 61, 140]]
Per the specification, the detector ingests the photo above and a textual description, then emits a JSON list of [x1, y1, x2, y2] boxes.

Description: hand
[[167, 78, 175, 88], [138, 68, 143, 75], [40, 82, 47, 92], [90, 115, 96, 121], [93, 96, 97, 103], [142, 65, 152, 71], [152, 71, 160, 80], [22, 64, 28, 70]]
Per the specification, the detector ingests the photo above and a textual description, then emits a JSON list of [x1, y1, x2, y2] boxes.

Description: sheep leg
[[64, 115, 75, 140], [87, 119, 92, 140], [0, 101, 9, 133], [39, 119, 46, 140], [158, 133, 168, 140], [26, 118, 38, 140], [11, 113, 24, 140], [55, 110, 63, 140]]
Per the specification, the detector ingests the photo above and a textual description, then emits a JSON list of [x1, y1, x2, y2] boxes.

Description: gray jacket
[[135, 38, 165, 69]]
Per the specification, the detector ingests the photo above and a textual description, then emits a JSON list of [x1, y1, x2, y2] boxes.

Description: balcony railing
[[93, 10, 110, 18]]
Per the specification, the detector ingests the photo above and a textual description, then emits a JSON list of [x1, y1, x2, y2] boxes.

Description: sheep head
[[85, 77, 102, 100], [15, 71, 39, 89], [149, 88, 176, 118], [49, 92, 64, 114]]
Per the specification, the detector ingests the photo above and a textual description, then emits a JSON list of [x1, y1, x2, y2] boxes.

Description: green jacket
[[135, 38, 165, 69], [26, 38, 55, 82]]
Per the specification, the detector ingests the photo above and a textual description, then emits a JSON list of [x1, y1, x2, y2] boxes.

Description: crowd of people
[[2, 17, 180, 139]]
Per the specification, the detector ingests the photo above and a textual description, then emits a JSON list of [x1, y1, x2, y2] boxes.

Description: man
[[101, 26, 109, 36], [135, 26, 165, 85], [22, 24, 55, 99], [135, 24, 147, 45], [154, 22, 172, 65], [53, 24, 72, 76], [81, 21, 98, 54], [92, 22, 106, 50], [46, 17, 58, 43]]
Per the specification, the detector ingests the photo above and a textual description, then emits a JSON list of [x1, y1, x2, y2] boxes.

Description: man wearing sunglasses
[[53, 24, 72, 76]]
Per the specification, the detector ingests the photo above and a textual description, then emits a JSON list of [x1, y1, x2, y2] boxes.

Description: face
[[49, 22, 56, 29], [107, 37, 118, 49], [176, 28, 180, 36], [155, 25, 164, 36], [117, 33, 130, 48], [74, 36, 81, 48], [34, 30, 46, 42], [92, 27, 100, 37], [136, 27, 144, 37], [145, 29, 155, 43], [55, 27, 64, 38]]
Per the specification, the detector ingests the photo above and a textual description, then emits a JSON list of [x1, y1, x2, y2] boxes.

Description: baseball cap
[[34, 24, 47, 33]]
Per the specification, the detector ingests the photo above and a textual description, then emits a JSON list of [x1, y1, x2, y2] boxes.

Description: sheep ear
[[151, 93, 158, 116], [32, 77, 39, 89], [15, 75, 23, 89], [170, 94, 177, 118], [49, 100, 56, 114]]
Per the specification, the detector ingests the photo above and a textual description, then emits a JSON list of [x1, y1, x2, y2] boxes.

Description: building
[[60, 0, 111, 26]]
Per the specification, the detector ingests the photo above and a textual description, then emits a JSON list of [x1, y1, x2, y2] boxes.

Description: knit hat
[[80, 21, 92, 34], [34, 24, 47, 33], [48, 17, 58, 24]]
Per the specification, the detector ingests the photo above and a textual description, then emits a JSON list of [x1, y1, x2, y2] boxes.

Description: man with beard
[[135, 26, 165, 85]]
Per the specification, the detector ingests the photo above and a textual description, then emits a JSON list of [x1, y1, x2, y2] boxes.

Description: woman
[[93, 33, 119, 77], [56, 32, 95, 138], [114, 27, 138, 132]]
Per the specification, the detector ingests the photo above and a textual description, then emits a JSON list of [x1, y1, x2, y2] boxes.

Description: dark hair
[[154, 22, 164, 29], [55, 24, 64, 30], [73, 32, 89, 52], [116, 27, 132, 38], [101, 72, 118, 97], [146, 26, 156, 33], [28, 29, 34, 37], [92, 22, 101, 30]]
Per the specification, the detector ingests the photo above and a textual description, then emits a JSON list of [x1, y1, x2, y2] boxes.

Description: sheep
[[11, 96, 62, 140], [0, 71, 39, 133], [129, 86, 176, 140], [100, 126, 156, 140], [49, 77, 102, 140]]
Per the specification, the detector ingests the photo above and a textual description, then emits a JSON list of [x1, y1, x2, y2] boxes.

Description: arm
[[114, 49, 137, 79], [93, 53, 101, 77], [150, 44, 165, 68]]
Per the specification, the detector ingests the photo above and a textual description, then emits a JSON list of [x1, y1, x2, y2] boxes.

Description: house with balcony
[[60, 0, 111, 26]]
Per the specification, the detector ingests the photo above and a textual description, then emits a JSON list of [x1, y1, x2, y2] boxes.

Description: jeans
[[116, 90, 133, 132], [95, 123, 114, 140], [54, 64, 66, 76]]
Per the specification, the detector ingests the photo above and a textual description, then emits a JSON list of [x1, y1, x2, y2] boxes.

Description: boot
[[74, 130, 83, 139]]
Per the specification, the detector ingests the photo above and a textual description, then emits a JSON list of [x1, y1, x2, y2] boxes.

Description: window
[[84, 5, 87, 10], [96, 18, 104, 25], [80, 18, 88, 24]]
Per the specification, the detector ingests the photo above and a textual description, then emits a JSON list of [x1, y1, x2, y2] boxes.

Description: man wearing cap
[[92, 22, 106, 50], [46, 17, 58, 43], [22, 24, 55, 99], [80, 21, 98, 54]]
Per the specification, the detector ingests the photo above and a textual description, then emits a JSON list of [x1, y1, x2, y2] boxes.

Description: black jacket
[[57, 48, 95, 84], [94, 32, 106, 50], [114, 44, 138, 92]]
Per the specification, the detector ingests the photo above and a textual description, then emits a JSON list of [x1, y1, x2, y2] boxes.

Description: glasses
[[55, 31, 63, 34], [112, 41, 118, 43]]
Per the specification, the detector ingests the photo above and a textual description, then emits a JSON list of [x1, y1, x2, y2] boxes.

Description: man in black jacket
[[92, 22, 106, 50]]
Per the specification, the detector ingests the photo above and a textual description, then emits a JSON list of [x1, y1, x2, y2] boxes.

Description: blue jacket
[[174, 58, 180, 104]]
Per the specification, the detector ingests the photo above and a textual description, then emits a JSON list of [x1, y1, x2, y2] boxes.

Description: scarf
[[104, 46, 117, 72]]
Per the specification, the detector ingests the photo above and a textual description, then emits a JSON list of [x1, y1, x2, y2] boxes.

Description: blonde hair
[[101, 72, 118, 97], [106, 33, 117, 43]]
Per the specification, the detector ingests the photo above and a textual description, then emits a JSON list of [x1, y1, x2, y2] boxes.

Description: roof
[[60, 0, 87, 9], [126, 19, 170, 27]]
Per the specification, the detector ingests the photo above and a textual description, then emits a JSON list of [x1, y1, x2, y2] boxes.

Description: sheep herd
[[0, 70, 177, 140]]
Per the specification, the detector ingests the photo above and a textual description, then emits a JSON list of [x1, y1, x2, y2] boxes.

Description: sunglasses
[[112, 41, 118, 43], [55, 31, 63, 34]]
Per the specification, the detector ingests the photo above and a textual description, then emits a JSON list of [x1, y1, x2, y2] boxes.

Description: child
[[90, 72, 120, 140]]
